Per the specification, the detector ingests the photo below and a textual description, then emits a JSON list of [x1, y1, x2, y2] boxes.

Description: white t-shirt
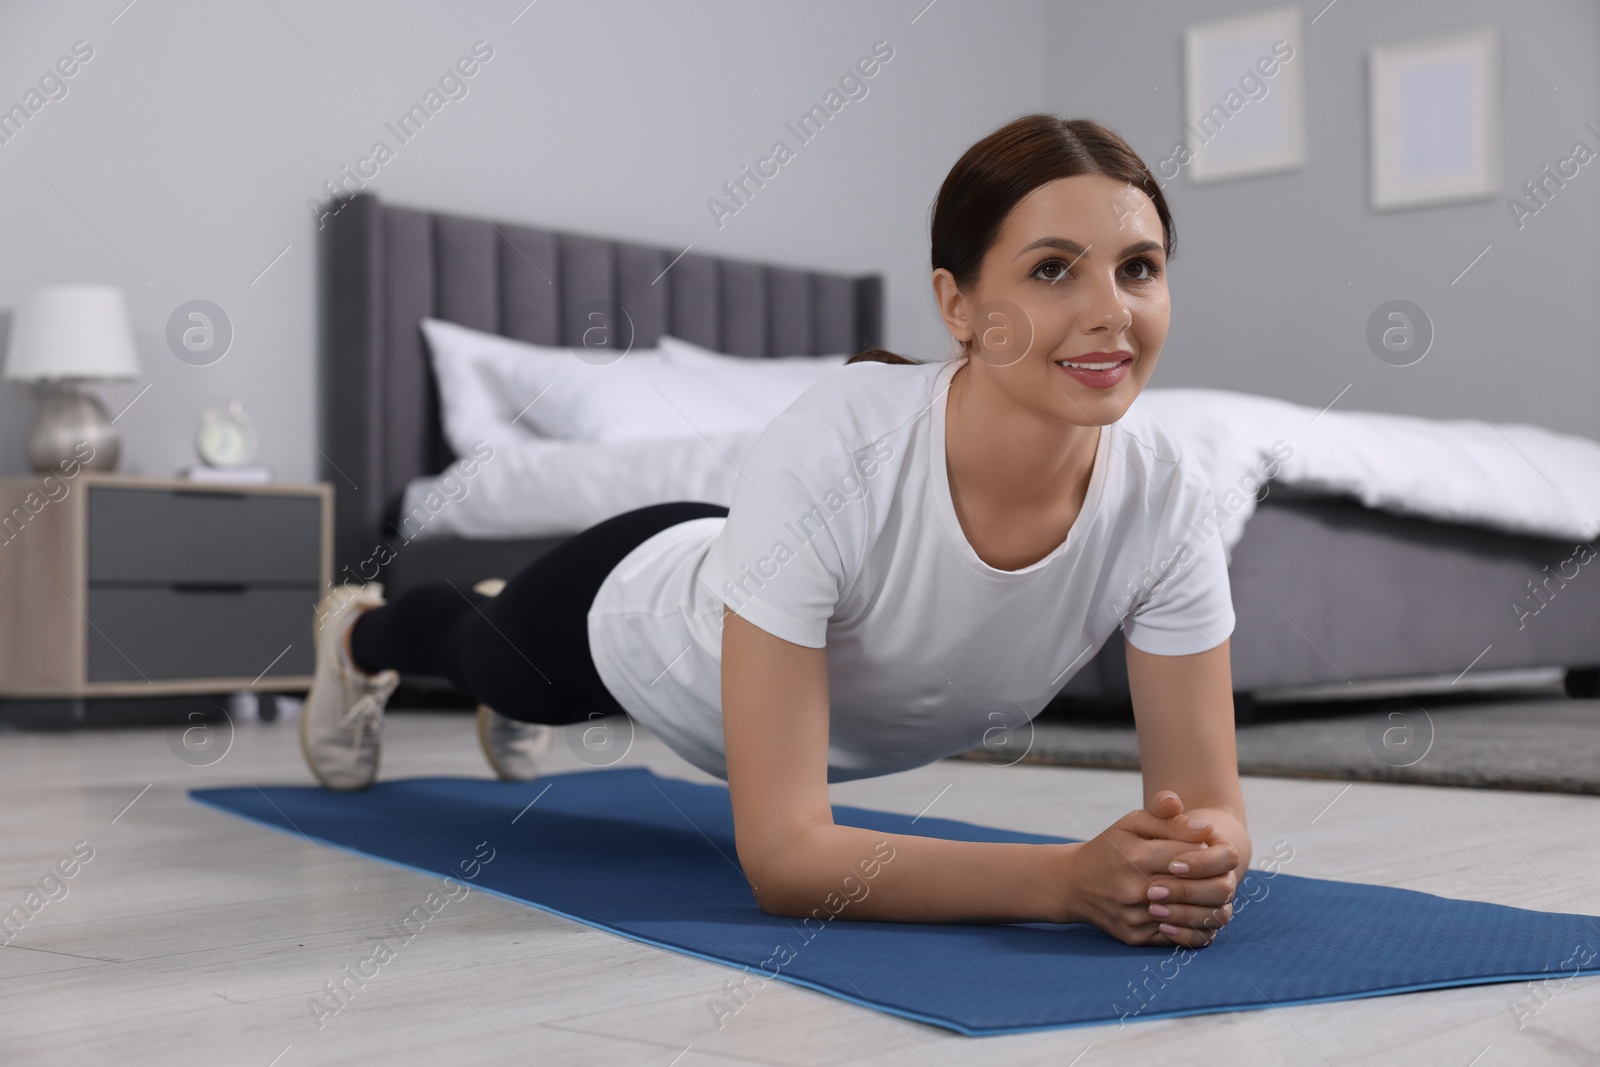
[[586, 355, 1235, 783]]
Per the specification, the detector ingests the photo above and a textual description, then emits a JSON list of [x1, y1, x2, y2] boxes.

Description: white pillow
[[657, 334, 848, 423], [420, 317, 546, 456], [422, 318, 763, 445]]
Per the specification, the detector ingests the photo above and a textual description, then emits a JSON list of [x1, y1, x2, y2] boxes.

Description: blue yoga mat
[[191, 767, 1600, 1035]]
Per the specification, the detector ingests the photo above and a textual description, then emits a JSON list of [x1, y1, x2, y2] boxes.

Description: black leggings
[[348, 501, 728, 725]]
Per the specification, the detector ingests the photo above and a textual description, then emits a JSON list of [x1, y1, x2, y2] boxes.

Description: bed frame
[[321, 191, 882, 595], [1058, 485, 1600, 706], [322, 192, 1600, 706]]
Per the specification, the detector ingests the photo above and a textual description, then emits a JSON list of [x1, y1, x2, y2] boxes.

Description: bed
[[320, 192, 1600, 709]]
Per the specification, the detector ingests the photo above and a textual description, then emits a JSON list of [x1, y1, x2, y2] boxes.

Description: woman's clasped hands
[[1061, 789, 1243, 948]]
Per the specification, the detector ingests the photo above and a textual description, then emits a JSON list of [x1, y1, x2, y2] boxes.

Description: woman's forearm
[[746, 822, 1079, 926]]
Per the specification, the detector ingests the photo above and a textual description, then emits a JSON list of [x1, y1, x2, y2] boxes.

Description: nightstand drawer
[[88, 487, 322, 584], [85, 587, 318, 682]]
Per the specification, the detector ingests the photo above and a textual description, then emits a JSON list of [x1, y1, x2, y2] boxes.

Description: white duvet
[[1132, 388, 1600, 554], [401, 384, 1600, 554]]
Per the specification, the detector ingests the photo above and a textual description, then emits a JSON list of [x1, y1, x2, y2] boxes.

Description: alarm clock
[[196, 400, 257, 467]]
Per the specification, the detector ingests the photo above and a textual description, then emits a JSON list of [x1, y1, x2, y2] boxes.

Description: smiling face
[[933, 172, 1170, 427]]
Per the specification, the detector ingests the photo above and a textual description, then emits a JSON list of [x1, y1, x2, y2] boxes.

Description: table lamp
[[4, 284, 140, 473]]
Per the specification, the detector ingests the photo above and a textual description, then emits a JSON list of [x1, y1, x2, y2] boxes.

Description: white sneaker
[[470, 576, 553, 782], [476, 704, 553, 781], [299, 583, 400, 791]]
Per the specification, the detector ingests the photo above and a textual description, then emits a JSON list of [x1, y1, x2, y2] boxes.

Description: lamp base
[[27, 386, 121, 474]]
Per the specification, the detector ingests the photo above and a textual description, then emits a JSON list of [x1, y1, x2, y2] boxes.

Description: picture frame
[[1369, 28, 1500, 210], [1181, 7, 1306, 184]]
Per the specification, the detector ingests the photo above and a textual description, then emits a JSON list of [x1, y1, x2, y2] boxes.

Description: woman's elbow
[[749, 870, 853, 921], [740, 828, 893, 918], [736, 829, 828, 917], [738, 848, 808, 916], [750, 882, 809, 918]]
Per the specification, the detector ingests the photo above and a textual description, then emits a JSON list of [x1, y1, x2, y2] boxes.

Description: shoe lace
[[336, 673, 397, 746]]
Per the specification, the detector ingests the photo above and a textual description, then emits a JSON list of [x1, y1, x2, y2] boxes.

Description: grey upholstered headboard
[[320, 191, 884, 576]]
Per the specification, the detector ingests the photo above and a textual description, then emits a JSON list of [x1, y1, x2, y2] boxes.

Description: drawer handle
[[171, 582, 250, 594]]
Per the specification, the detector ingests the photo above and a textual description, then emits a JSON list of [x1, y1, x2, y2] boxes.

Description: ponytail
[[846, 347, 923, 366]]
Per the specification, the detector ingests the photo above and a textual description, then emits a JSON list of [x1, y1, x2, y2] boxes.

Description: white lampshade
[[4, 284, 141, 382]]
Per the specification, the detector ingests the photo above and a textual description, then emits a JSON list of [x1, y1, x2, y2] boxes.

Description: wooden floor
[[2, 708, 1598, 1066]]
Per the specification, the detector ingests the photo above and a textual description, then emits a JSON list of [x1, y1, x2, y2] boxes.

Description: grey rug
[[953, 693, 1600, 795]]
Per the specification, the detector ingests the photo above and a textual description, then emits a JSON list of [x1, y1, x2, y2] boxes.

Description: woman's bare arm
[[1125, 637, 1252, 939], [721, 607, 1070, 923], [720, 607, 1219, 935], [1125, 637, 1249, 837]]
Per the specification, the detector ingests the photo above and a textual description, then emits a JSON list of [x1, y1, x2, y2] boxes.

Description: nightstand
[[0, 473, 330, 701]]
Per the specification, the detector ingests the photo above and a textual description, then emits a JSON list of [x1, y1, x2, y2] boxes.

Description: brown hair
[[846, 113, 1175, 367]]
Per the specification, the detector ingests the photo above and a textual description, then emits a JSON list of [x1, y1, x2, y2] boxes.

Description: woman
[[301, 114, 1250, 949]]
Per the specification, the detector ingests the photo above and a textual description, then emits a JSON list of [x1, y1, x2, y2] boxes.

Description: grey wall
[[1046, 0, 1600, 437], [0, 0, 1047, 482], [1, 0, 1593, 487]]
